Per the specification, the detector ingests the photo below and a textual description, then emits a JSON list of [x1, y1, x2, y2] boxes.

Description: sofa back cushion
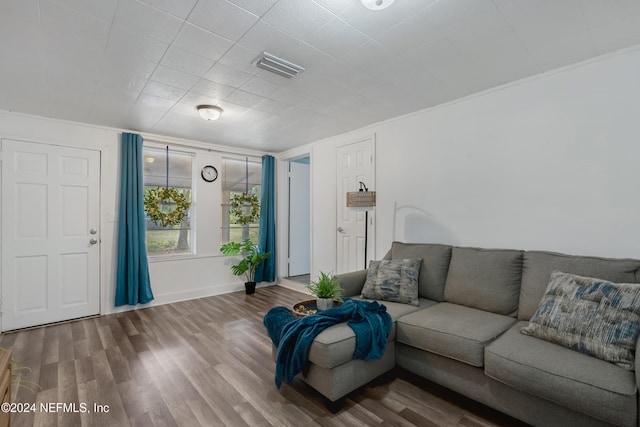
[[390, 242, 452, 301], [444, 247, 523, 316], [519, 251, 640, 321]]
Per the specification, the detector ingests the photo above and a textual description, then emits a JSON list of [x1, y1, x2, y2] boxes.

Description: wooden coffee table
[[292, 299, 342, 317]]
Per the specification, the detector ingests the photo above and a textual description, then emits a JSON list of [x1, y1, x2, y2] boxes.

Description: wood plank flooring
[[0, 286, 529, 427]]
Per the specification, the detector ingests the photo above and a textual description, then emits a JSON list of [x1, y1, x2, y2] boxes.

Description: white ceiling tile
[[269, 87, 314, 106], [0, 15, 44, 66], [190, 79, 236, 100], [254, 98, 292, 114], [98, 55, 156, 92], [0, 0, 40, 22], [305, 17, 369, 58], [173, 23, 234, 61], [262, 0, 335, 40], [40, 0, 111, 52], [0, 62, 49, 113], [114, 0, 182, 43], [239, 108, 273, 123], [139, 0, 198, 20], [106, 25, 170, 63], [160, 47, 215, 76], [237, 21, 303, 58], [224, 89, 268, 108], [239, 77, 282, 98], [424, 0, 499, 36], [373, 1, 441, 56], [142, 81, 188, 100], [205, 62, 254, 87], [217, 44, 262, 74], [48, 0, 118, 22], [340, 39, 390, 70], [582, 0, 640, 55], [311, 0, 353, 15], [150, 65, 200, 90], [227, 0, 278, 17], [339, 0, 430, 38], [188, 0, 259, 41]]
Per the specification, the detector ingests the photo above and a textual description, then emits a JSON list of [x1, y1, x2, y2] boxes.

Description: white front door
[[1, 139, 101, 331], [336, 138, 375, 274]]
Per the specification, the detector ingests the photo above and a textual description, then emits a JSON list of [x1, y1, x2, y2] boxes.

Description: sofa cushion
[[362, 258, 421, 306], [308, 298, 435, 369], [521, 271, 640, 370], [396, 302, 516, 367], [444, 247, 523, 316], [519, 250, 640, 321], [390, 242, 452, 301], [485, 322, 637, 426]]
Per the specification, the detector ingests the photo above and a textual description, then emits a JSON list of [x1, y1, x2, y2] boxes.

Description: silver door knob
[[337, 226, 344, 233], [90, 238, 98, 245], [90, 228, 98, 235]]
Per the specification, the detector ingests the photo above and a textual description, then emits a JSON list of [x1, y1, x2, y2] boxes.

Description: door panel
[[335, 139, 374, 274], [1, 139, 100, 331]]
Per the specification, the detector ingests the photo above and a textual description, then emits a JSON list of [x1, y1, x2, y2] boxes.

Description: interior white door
[[336, 139, 374, 274], [1, 139, 100, 331], [288, 160, 310, 277]]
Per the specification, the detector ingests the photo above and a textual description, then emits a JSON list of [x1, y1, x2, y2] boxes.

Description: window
[[221, 157, 262, 244], [143, 146, 194, 256]]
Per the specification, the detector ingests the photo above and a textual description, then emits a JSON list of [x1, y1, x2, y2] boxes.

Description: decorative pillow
[[521, 271, 640, 370], [361, 259, 422, 306]]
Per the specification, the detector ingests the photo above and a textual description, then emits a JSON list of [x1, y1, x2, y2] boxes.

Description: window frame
[[220, 156, 262, 245], [142, 143, 197, 259]]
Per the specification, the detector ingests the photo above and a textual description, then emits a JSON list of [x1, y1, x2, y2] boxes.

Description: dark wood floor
[[0, 286, 528, 427]]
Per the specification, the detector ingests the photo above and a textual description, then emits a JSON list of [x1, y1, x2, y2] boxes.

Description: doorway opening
[[287, 156, 310, 285]]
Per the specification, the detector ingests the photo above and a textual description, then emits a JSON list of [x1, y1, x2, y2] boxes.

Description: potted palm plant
[[307, 272, 343, 311], [220, 239, 271, 294]]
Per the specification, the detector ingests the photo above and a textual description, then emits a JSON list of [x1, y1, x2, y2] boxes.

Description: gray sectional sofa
[[298, 242, 640, 426]]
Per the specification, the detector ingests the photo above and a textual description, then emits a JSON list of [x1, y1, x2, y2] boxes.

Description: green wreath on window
[[144, 187, 190, 227], [230, 192, 260, 225]]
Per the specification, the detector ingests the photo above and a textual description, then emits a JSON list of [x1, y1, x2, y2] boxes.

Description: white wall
[[303, 45, 640, 273], [0, 111, 269, 318]]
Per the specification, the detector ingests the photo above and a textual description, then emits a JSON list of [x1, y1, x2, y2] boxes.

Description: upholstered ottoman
[[276, 298, 433, 411]]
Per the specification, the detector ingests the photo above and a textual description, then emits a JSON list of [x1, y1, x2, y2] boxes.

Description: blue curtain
[[255, 155, 276, 282], [115, 133, 154, 306]]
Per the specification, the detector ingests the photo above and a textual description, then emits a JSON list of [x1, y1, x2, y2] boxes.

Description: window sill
[[148, 253, 225, 263]]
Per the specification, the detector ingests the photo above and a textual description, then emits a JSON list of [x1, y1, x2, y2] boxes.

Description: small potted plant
[[220, 239, 271, 294], [307, 272, 343, 311]]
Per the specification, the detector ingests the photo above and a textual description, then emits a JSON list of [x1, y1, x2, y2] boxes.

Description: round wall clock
[[201, 165, 218, 182]]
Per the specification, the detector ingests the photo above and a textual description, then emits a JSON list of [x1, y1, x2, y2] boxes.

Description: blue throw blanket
[[263, 299, 392, 388]]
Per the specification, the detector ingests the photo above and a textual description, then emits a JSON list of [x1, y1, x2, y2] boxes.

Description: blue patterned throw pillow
[[362, 259, 422, 306], [521, 271, 640, 370]]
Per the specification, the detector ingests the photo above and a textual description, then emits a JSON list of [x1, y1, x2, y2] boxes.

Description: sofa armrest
[[335, 270, 367, 297], [635, 338, 640, 389]]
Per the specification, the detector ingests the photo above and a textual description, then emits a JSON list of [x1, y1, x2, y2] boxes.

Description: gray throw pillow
[[361, 259, 422, 306], [521, 271, 640, 370]]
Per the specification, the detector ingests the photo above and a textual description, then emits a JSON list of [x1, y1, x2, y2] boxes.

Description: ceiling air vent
[[255, 52, 305, 78]]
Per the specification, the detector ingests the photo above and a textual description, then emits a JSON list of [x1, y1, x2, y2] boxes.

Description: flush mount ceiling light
[[197, 105, 223, 121], [255, 52, 305, 79], [361, 0, 395, 10]]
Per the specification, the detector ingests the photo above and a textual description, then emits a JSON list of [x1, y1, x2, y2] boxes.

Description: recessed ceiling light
[[361, 0, 395, 10], [197, 105, 223, 121]]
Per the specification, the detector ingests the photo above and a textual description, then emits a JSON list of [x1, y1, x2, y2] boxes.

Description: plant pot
[[316, 298, 334, 311], [245, 281, 256, 295]]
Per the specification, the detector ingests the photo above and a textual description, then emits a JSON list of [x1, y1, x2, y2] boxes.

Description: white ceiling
[[1, 0, 640, 152]]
